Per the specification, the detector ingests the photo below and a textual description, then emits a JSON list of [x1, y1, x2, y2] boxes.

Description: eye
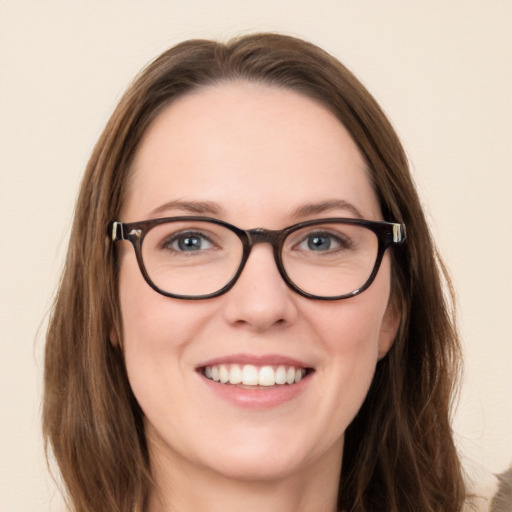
[[304, 233, 335, 251], [295, 230, 351, 252], [164, 231, 214, 252]]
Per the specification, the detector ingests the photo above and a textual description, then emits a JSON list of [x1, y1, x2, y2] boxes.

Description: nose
[[222, 244, 298, 331]]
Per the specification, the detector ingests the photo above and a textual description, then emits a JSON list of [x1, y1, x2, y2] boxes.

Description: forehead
[[123, 82, 380, 224]]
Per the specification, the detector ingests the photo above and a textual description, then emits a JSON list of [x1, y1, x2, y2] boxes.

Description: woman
[[43, 33, 466, 511]]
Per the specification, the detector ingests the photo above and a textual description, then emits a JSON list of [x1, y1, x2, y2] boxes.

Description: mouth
[[200, 363, 313, 388]]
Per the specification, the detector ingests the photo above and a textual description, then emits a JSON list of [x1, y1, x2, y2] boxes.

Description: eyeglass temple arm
[[111, 222, 125, 242], [393, 223, 406, 243], [111, 221, 143, 243]]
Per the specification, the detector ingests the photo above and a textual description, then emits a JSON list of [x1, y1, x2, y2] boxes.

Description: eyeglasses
[[110, 216, 406, 301]]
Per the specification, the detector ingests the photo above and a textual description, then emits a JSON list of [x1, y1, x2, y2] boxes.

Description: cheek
[[117, 254, 198, 403], [117, 249, 206, 348], [117, 250, 229, 422], [309, 268, 392, 423], [318, 300, 383, 392], [316, 265, 391, 357]]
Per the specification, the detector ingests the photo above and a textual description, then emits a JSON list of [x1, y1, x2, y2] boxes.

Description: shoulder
[[463, 464, 511, 512]]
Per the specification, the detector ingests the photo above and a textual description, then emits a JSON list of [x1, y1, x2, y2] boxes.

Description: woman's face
[[117, 82, 398, 483]]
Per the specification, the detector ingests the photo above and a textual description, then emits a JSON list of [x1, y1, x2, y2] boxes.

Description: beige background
[[1, 1, 511, 510]]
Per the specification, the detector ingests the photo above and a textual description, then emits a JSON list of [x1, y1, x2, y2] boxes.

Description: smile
[[202, 364, 310, 387]]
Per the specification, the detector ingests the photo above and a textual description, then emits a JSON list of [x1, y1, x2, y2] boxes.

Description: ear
[[110, 327, 119, 346], [109, 324, 123, 350], [378, 299, 401, 359]]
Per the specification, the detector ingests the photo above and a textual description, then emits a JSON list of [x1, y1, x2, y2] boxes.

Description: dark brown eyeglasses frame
[[110, 216, 406, 301]]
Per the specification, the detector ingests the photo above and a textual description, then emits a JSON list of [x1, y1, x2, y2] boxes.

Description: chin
[[202, 450, 313, 483], [196, 427, 343, 484]]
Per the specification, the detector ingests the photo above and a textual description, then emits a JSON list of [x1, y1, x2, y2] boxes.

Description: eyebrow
[[149, 200, 223, 216], [291, 199, 365, 219]]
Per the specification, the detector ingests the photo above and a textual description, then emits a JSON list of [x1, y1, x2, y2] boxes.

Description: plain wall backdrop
[[1, 1, 511, 510]]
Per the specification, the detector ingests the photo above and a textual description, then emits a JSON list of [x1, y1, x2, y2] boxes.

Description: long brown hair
[[43, 33, 466, 511]]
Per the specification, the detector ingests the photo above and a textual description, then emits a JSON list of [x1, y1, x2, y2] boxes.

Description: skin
[[116, 82, 399, 512]]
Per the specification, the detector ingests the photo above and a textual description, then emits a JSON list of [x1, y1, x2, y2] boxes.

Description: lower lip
[[199, 373, 312, 409]]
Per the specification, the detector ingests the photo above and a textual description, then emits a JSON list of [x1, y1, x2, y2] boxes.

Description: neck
[[146, 439, 342, 512]]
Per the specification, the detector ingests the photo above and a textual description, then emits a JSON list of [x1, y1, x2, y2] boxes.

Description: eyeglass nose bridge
[[246, 227, 284, 247]]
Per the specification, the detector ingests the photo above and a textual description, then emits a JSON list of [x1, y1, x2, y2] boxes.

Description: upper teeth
[[203, 364, 307, 386]]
